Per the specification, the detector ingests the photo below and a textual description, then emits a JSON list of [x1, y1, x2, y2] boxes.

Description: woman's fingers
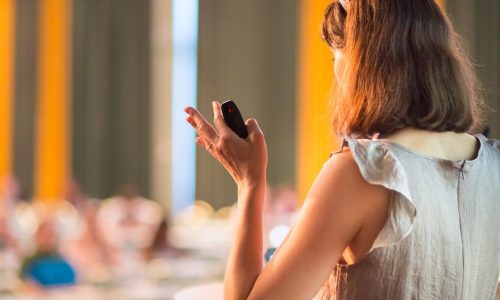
[[196, 136, 218, 158], [184, 106, 219, 143], [212, 101, 231, 135], [186, 116, 196, 127], [245, 118, 264, 141]]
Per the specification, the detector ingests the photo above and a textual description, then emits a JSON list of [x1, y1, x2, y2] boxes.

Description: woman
[[184, 0, 500, 299]]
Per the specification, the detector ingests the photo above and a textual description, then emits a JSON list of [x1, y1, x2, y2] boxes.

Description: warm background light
[[0, 0, 14, 199], [34, 0, 72, 203], [297, 0, 337, 204]]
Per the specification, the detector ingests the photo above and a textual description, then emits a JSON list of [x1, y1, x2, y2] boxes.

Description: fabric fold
[[344, 137, 417, 253]]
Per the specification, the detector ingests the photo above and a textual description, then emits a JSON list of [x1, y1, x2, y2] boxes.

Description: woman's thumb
[[245, 118, 263, 138]]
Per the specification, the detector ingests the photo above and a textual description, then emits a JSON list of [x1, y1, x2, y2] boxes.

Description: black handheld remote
[[221, 100, 248, 139]]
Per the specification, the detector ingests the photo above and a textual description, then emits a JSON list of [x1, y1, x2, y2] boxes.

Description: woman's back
[[317, 130, 500, 300]]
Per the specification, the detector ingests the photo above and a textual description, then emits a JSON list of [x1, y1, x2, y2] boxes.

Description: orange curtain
[[296, 0, 337, 204], [0, 0, 15, 199], [35, 0, 72, 203]]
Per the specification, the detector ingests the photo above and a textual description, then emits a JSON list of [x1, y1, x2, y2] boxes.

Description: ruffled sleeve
[[480, 134, 500, 152], [340, 137, 418, 253]]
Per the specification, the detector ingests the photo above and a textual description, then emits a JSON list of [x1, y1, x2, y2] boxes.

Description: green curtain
[[196, 0, 298, 208], [13, 0, 38, 198], [72, 0, 151, 199], [447, 0, 500, 139]]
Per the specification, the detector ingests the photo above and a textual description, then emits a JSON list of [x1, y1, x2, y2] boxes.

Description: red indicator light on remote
[[228, 108, 232, 113]]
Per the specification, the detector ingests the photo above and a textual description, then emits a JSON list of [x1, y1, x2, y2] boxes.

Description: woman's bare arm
[[224, 181, 266, 300], [223, 150, 390, 299], [184, 103, 390, 300]]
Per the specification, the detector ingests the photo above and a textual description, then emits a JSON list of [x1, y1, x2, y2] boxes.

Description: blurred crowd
[[0, 179, 170, 293], [0, 178, 299, 297]]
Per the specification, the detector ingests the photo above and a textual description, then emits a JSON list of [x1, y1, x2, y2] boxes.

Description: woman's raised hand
[[184, 101, 268, 190]]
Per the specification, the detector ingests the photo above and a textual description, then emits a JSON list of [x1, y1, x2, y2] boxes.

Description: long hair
[[322, 0, 488, 139]]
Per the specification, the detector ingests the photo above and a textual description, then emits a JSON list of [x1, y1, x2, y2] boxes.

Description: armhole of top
[[330, 137, 418, 253]]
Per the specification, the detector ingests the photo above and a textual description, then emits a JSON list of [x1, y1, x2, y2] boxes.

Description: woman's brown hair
[[322, 0, 488, 139]]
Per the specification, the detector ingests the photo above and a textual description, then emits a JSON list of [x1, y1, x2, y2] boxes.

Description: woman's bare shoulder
[[311, 146, 390, 210]]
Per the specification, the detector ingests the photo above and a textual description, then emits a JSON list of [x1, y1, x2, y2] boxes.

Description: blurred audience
[[143, 218, 170, 261], [20, 218, 77, 288], [0, 214, 19, 256], [60, 180, 116, 283], [97, 184, 163, 277], [263, 184, 298, 222], [0, 178, 303, 296], [263, 184, 298, 251], [0, 214, 21, 292]]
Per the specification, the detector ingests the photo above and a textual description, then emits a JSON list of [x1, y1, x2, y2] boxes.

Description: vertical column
[[151, 0, 173, 213], [35, 0, 72, 203], [296, 0, 337, 204], [171, 0, 198, 215], [0, 0, 15, 199]]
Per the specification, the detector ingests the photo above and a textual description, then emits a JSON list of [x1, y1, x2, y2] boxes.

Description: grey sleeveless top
[[315, 134, 500, 300]]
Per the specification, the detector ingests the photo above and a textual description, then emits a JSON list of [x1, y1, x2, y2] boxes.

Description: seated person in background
[[0, 211, 20, 257], [20, 218, 76, 288], [97, 184, 163, 260], [59, 180, 117, 282], [0, 214, 21, 292]]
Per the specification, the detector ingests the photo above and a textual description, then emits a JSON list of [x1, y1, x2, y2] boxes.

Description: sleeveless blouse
[[315, 134, 500, 300]]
